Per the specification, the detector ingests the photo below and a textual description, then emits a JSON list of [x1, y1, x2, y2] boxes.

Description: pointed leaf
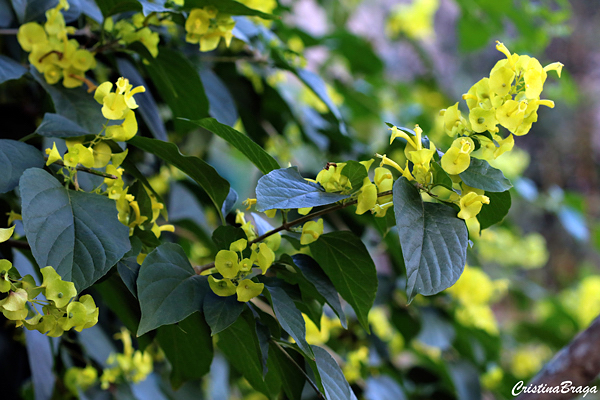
[[0, 55, 28, 84], [0, 139, 44, 193], [35, 113, 90, 138], [188, 117, 280, 175], [20, 169, 130, 291], [459, 158, 512, 192], [393, 177, 468, 301], [219, 311, 272, 398], [156, 312, 213, 389], [31, 69, 105, 134], [309, 231, 377, 331], [144, 48, 209, 131], [199, 69, 239, 126], [256, 167, 349, 212], [269, 342, 306, 400], [24, 330, 55, 400], [477, 190, 511, 230], [137, 243, 210, 335], [311, 345, 358, 400], [128, 136, 229, 223], [267, 286, 314, 359], [203, 291, 245, 335], [289, 254, 347, 328]]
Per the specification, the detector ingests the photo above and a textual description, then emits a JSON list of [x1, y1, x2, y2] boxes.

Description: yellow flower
[[236, 279, 264, 302], [17, 22, 48, 51], [215, 250, 239, 279], [105, 109, 138, 141], [256, 243, 274, 274], [45, 142, 62, 166], [469, 107, 498, 133], [356, 178, 377, 215], [300, 219, 323, 245], [457, 191, 489, 220], [441, 137, 474, 175], [208, 276, 237, 297]]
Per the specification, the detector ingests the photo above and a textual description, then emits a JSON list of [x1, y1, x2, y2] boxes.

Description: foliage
[[0, 0, 591, 399]]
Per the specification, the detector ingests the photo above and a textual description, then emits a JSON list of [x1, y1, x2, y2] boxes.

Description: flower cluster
[[0, 261, 98, 336], [207, 236, 276, 302], [17, 0, 95, 88], [108, 13, 161, 58], [184, 7, 235, 52], [100, 328, 154, 389]]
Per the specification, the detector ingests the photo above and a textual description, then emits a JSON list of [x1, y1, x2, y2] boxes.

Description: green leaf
[[20, 169, 130, 291], [31, 69, 105, 134], [203, 291, 245, 335], [184, 0, 277, 19], [477, 190, 511, 230], [156, 312, 213, 389], [219, 311, 272, 398], [325, 31, 384, 76], [128, 136, 229, 223], [144, 48, 209, 131], [35, 113, 91, 138], [117, 236, 142, 298], [0, 55, 28, 84], [288, 254, 347, 328], [256, 167, 349, 212], [459, 158, 512, 192], [340, 160, 368, 193], [267, 286, 314, 359], [269, 342, 306, 400], [311, 345, 358, 400], [393, 177, 468, 302], [199, 68, 239, 127], [137, 243, 210, 335], [309, 231, 377, 331], [0, 139, 44, 193], [96, 0, 141, 17], [130, 180, 154, 226], [24, 329, 55, 400], [187, 117, 280, 175], [431, 161, 453, 190]]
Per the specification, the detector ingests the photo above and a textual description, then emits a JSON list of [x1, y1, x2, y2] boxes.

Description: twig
[[45, 157, 118, 179], [5, 239, 30, 250], [516, 315, 600, 399], [194, 190, 393, 274]]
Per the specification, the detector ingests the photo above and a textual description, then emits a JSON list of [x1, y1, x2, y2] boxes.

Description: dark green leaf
[[365, 375, 407, 400], [477, 190, 511, 230], [130, 180, 154, 226], [219, 311, 272, 398], [289, 254, 347, 328], [459, 158, 512, 192], [184, 0, 277, 19], [325, 31, 383, 76], [96, 0, 141, 17], [393, 177, 468, 301], [199, 69, 239, 127], [311, 345, 357, 400], [24, 329, 55, 400], [31, 69, 105, 134], [0, 55, 28, 83], [212, 225, 247, 251], [431, 161, 453, 190], [255, 321, 271, 377], [137, 243, 209, 335], [188, 117, 280, 175], [156, 313, 213, 389], [255, 167, 349, 212], [340, 160, 368, 193], [35, 113, 90, 138], [0, 139, 44, 193], [203, 291, 245, 335], [128, 135, 229, 223], [267, 286, 314, 359], [117, 58, 167, 141], [117, 236, 143, 298], [20, 169, 131, 291], [144, 48, 209, 131], [269, 342, 306, 400], [309, 231, 377, 331]]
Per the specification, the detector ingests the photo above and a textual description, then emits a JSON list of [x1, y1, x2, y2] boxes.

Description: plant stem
[[5, 239, 30, 250], [44, 156, 118, 179], [195, 190, 393, 274]]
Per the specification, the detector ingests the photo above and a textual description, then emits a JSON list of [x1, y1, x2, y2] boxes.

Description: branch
[[5, 239, 30, 250], [516, 315, 600, 399], [194, 190, 394, 274], [44, 157, 118, 179]]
